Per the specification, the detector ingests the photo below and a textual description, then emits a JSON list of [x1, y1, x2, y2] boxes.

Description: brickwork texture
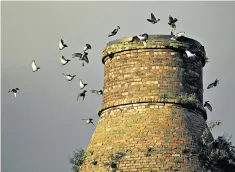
[[79, 35, 211, 172]]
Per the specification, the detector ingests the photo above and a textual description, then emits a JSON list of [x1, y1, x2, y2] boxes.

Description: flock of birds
[[8, 14, 219, 126]]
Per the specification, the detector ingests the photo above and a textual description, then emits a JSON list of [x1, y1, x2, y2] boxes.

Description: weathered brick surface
[[79, 35, 211, 172]]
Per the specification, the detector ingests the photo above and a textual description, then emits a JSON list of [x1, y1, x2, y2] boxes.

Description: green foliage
[[199, 121, 235, 172], [103, 152, 126, 172], [177, 93, 197, 104], [173, 157, 180, 163], [69, 149, 86, 172]]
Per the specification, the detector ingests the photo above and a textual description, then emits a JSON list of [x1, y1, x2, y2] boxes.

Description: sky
[[1, 1, 235, 172]]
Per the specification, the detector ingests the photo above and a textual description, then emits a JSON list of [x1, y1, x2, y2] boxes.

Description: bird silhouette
[[108, 26, 120, 37], [59, 39, 68, 50], [31, 60, 40, 72], [204, 101, 212, 111], [147, 13, 160, 24], [207, 79, 219, 89]]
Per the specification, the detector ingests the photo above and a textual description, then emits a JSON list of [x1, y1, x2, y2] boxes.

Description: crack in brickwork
[[79, 35, 211, 172]]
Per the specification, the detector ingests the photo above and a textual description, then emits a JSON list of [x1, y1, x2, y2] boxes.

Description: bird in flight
[[79, 79, 87, 89], [131, 33, 149, 48], [108, 26, 120, 37], [207, 79, 219, 89], [91, 90, 103, 95], [62, 73, 76, 81], [31, 60, 40, 72], [8, 88, 20, 98], [168, 15, 178, 27], [83, 44, 92, 52], [147, 13, 160, 24], [59, 39, 68, 50], [204, 101, 212, 111], [72, 52, 89, 67], [60, 56, 71, 66], [77, 90, 87, 101], [81, 118, 95, 126]]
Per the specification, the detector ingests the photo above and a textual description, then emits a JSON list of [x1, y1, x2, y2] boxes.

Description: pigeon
[[185, 50, 196, 58], [207, 79, 219, 89], [62, 73, 76, 81], [59, 39, 68, 50], [60, 56, 70, 65], [77, 90, 87, 101], [168, 15, 178, 26], [81, 118, 95, 126], [79, 79, 87, 89], [107, 51, 114, 60], [147, 13, 160, 24], [31, 60, 40, 72], [170, 31, 185, 40], [108, 26, 120, 37], [72, 52, 89, 67], [83, 44, 92, 52], [8, 88, 19, 97], [91, 90, 103, 95], [204, 101, 212, 111], [131, 33, 149, 48]]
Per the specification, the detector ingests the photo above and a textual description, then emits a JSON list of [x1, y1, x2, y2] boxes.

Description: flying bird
[[60, 56, 70, 65], [8, 88, 19, 97], [77, 90, 87, 101], [91, 90, 103, 95], [147, 13, 160, 24], [185, 50, 196, 58], [108, 26, 120, 37], [31, 60, 40, 72], [81, 118, 95, 126], [59, 39, 68, 50], [131, 33, 149, 48], [207, 79, 219, 89], [83, 44, 92, 52], [204, 101, 212, 111], [62, 73, 76, 81], [79, 79, 87, 89], [72, 52, 89, 67], [168, 15, 178, 26]]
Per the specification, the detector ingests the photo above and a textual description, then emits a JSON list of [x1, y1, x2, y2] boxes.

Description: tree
[[69, 148, 86, 172]]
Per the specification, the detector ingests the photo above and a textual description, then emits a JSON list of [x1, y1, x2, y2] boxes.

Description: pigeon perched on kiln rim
[[31, 60, 40, 72], [8, 88, 19, 98], [131, 33, 149, 48], [60, 56, 70, 65], [170, 31, 185, 40], [62, 73, 76, 81], [59, 39, 68, 50], [147, 13, 160, 24], [108, 26, 120, 37]]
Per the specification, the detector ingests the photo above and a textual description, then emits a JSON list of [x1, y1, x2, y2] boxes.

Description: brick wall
[[79, 35, 211, 172]]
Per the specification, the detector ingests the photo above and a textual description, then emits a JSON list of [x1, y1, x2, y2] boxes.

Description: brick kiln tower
[[79, 35, 211, 172]]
